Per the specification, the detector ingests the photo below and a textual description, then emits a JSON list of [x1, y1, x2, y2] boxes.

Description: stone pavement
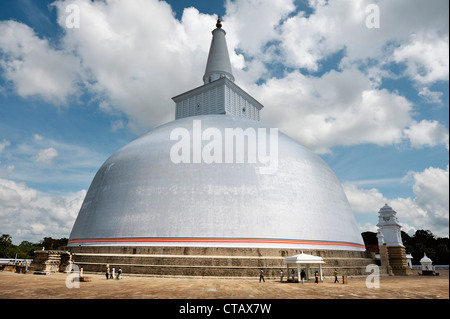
[[0, 270, 448, 299]]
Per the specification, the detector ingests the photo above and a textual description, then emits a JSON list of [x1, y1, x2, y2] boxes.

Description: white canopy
[[283, 252, 325, 282], [284, 252, 325, 264]]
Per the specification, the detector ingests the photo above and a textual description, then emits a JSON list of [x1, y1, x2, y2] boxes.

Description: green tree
[[40, 237, 68, 250], [0, 234, 14, 258], [413, 230, 436, 244], [361, 229, 449, 266], [17, 241, 42, 259]]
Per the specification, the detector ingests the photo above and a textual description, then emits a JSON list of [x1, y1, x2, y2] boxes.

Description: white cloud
[[392, 33, 449, 85], [224, 0, 295, 58], [0, 20, 81, 104], [226, 0, 448, 152], [0, 0, 447, 150], [345, 165, 449, 237], [404, 120, 449, 149], [410, 165, 449, 230], [267, 0, 449, 72], [0, 178, 37, 210], [0, 178, 86, 244], [33, 134, 44, 141], [418, 87, 444, 105], [111, 119, 125, 132], [50, 0, 213, 132], [254, 67, 413, 153], [342, 183, 386, 214], [358, 222, 379, 234], [0, 138, 10, 153], [34, 147, 59, 166]]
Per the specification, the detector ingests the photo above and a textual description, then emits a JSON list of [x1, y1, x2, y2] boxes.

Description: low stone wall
[[31, 250, 72, 273]]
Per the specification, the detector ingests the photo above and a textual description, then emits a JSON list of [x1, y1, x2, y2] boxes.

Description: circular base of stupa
[[67, 245, 377, 278]]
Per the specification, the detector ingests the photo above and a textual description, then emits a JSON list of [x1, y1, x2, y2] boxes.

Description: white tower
[[376, 204, 411, 275], [376, 203, 403, 247]]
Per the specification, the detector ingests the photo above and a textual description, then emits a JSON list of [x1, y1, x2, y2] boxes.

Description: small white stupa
[[420, 253, 434, 275]]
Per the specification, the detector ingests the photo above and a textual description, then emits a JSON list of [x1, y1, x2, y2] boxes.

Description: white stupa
[[68, 18, 365, 251]]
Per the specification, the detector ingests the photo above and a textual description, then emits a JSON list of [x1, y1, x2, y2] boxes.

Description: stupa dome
[[68, 114, 365, 251], [420, 253, 432, 264]]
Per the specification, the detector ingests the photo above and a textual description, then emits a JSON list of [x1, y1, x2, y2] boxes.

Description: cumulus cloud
[[343, 183, 386, 214], [0, 179, 37, 210], [391, 33, 449, 84], [0, 178, 86, 244], [51, 0, 216, 132], [227, 0, 449, 152], [344, 165, 449, 237], [254, 67, 413, 152], [404, 120, 449, 149], [0, 0, 447, 149], [0, 20, 81, 104], [410, 165, 449, 230], [224, 0, 295, 58]]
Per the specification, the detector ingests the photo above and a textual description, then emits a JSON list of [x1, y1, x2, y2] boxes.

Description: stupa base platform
[[67, 246, 379, 278]]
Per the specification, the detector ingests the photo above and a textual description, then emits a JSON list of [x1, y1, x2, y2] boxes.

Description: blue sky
[[0, 0, 448, 244]]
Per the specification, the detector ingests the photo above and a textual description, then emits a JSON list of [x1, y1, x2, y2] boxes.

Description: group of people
[[260, 268, 340, 284], [260, 268, 311, 283], [278, 269, 316, 283], [105, 265, 122, 280], [278, 269, 308, 283]]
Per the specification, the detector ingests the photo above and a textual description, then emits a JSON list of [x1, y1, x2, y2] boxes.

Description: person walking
[[105, 264, 110, 280], [117, 267, 122, 280], [291, 269, 295, 282], [334, 269, 339, 283], [314, 270, 319, 284], [300, 269, 306, 283], [259, 269, 265, 283], [280, 269, 284, 282]]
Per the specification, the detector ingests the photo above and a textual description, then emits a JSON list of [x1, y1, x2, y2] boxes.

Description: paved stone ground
[[0, 270, 448, 299]]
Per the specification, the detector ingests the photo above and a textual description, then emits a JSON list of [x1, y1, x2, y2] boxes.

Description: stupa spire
[[203, 17, 235, 84]]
